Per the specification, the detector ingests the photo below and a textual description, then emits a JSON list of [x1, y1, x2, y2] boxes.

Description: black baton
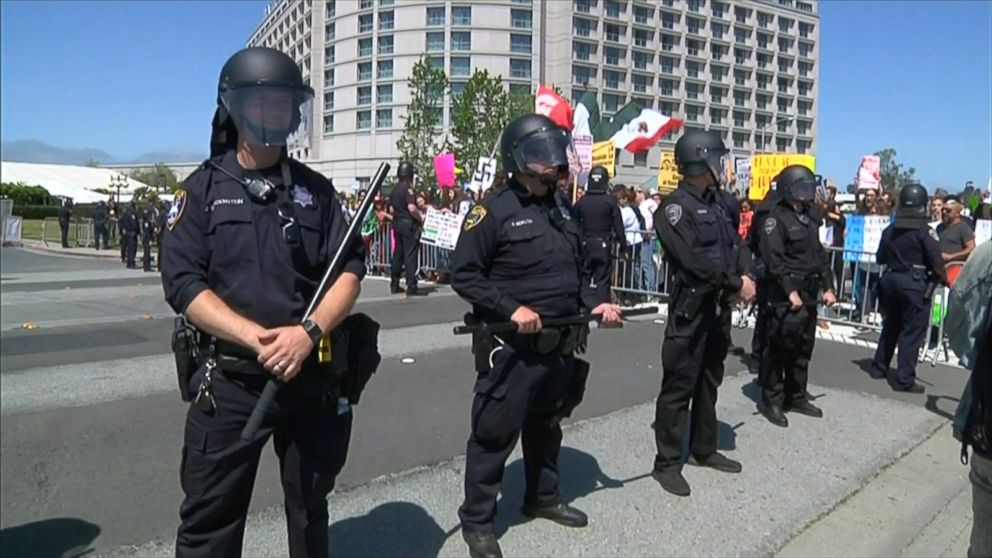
[[241, 162, 391, 441], [452, 306, 659, 335]]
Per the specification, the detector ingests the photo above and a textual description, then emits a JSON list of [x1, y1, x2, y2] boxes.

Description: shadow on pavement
[[328, 501, 451, 558], [925, 394, 959, 422], [0, 517, 101, 558]]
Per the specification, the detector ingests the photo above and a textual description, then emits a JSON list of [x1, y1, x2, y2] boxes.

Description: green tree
[[397, 55, 449, 189], [874, 148, 917, 194], [450, 69, 510, 174], [130, 163, 180, 194], [0, 182, 52, 205]]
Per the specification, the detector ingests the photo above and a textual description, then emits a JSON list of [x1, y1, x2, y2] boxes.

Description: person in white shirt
[[636, 186, 659, 293], [618, 186, 644, 291]]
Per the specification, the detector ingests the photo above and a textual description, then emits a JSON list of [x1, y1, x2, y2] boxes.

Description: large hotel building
[[248, 0, 819, 189]]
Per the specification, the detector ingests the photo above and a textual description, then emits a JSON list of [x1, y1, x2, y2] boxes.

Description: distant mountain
[[123, 149, 206, 164], [1, 140, 112, 166], [0, 140, 206, 166]]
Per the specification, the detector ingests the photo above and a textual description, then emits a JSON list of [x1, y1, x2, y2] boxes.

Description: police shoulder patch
[[463, 205, 488, 231], [166, 190, 188, 232], [763, 217, 777, 235], [665, 204, 683, 226], [928, 227, 939, 241]]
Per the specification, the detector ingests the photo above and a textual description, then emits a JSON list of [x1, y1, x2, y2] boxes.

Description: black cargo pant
[[459, 342, 575, 532], [870, 273, 929, 389], [654, 298, 730, 472], [142, 233, 153, 271], [759, 300, 817, 409], [750, 282, 769, 360], [390, 218, 419, 290], [582, 235, 613, 303], [59, 220, 70, 247], [176, 365, 352, 558], [124, 233, 138, 267], [94, 224, 109, 250]]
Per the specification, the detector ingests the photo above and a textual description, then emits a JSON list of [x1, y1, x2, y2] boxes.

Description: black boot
[[521, 502, 588, 527], [462, 528, 502, 558], [652, 468, 691, 497], [762, 405, 789, 427], [689, 452, 743, 473], [786, 400, 823, 418], [390, 282, 404, 294], [406, 286, 428, 296]]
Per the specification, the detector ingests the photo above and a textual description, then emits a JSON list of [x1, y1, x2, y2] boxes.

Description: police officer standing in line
[[57, 198, 72, 248], [120, 202, 139, 268], [451, 114, 622, 558], [574, 165, 627, 303], [157, 199, 169, 271], [389, 162, 426, 295], [141, 200, 158, 272], [161, 47, 364, 558], [756, 166, 837, 427], [869, 184, 948, 393], [747, 186, 781, 371], [92, 200, 110, 250], [652, 130, 756, 497]]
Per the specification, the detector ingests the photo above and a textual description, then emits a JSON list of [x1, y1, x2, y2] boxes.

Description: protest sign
[[469, 157, 497, 193], [657, 151, 680, 194], [749, 154, 816, 201], [591, 140, 615, 177], [434, 152, 456, 189], [419, 207, 464, 251]]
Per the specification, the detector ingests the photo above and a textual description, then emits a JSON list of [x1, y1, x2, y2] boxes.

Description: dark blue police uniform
[[161, 150, 364, 558], [141, 205, 157, 271], [869, 224, 947, 389], [451, 185, 604, 532], [121, 206, 139, 268], [654, 180, 743, 472], [757, 203, 833, 410], [574, 191, 627, 302], [389, 179, 420, 292]]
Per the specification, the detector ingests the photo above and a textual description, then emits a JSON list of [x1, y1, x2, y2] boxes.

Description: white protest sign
[[856, 155, 880, 190], [469, 157, 497, 194], [419, 207, 465, 251], [735, 157, 751, 198], [573, 135, 594, 172], [976, 219, 992, 246], [860, 215, 889, 263]]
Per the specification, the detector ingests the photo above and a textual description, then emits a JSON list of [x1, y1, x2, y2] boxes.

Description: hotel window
[[358, 62, 372, 81], [511, 9, 532, 29], [377, 84, 393, 103], [511, 34, 532, 54], [426, 32, 445, 52], [378, 35, 394, 54], [452, 6, 472, 25], [451, 31, 471, 51], [323, 114, 334, 134], [510, 58, 531, 79], [426, 7, 445, 27], [357, 86, 372, 106], [451, 57, 471, 77], [356, 110, 371, 130], [377, 60, 393, 78], [376, 109, 392, 128], [379, 11, 394, 31], [358, 14, 373, 33]]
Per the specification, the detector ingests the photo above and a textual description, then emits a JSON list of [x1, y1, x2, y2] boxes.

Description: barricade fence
[[41, 217, 123, 248]]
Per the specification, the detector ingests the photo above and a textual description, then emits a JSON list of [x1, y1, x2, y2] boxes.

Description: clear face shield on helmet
[[221, 85, 314, 148], [511, 128, 576, 190], [786, 174, 819, 209], [699, 146, 732, 189]]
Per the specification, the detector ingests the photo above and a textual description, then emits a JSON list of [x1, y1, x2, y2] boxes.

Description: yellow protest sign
[[657, 151, 681, 194], [748, 154, 816, 201], [591, 140, 615, 177]]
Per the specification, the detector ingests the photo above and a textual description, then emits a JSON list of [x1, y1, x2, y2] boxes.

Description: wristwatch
[[301, 319, 324, 345]]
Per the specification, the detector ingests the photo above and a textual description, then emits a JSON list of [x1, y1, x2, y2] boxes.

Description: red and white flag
[[609, 108, 682, 153], [535, 85, 574, 131]]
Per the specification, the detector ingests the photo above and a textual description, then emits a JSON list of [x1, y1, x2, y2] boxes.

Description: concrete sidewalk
[[107, 374, 945, 558], [17, 239, 148, 261]]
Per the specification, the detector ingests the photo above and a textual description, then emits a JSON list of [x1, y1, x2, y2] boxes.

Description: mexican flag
[[608, 108, 683, 153], [592, 101, 642, 142], [572, 90, 600, 139]]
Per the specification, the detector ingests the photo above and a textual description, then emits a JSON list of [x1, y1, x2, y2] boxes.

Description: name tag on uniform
[[697, 209, 708, 214], [510, 218, 533, 227], [211, 198, 244, 211]]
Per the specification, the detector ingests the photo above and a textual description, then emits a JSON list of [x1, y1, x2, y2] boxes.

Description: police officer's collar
[[678, 180, 713, 202], [220, 149, 283, 180]]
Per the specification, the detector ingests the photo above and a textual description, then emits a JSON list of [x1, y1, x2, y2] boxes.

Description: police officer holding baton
[[161, 47, 365, 558], [451, 114, 622, 558]]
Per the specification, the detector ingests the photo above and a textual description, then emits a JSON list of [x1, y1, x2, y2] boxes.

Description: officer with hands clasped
[[652, 130, 756, 497], [161, 47, 364, 558], [389, 161, 427, 296], [756, 165, 837, 427], [451, 114, 622, 558], [573, 165, 627, 302], [869, 184, 948, 393]]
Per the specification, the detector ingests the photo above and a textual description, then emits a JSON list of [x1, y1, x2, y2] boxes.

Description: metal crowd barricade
[[360, 223, 456, 280], [919, 261, 964, 366]]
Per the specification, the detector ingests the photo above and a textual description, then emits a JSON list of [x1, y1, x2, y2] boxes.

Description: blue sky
[[1, 0, 990, 189]]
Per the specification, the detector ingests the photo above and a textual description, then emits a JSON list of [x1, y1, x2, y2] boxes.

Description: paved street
[[0, 247, 975, 557]]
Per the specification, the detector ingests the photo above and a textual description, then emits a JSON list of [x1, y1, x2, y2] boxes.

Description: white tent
[[0, 161, 155, 204]]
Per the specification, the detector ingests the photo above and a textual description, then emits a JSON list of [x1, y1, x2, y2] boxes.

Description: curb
[[16, 240, 154, 261]]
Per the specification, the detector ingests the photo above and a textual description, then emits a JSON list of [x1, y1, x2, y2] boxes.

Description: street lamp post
[[757, 115, 796, 153], [110, 173, 130, 205]]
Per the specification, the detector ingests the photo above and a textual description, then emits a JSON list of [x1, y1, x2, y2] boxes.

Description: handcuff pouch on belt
[[549, 358, 591, 426], [171, 315, 200, 402]]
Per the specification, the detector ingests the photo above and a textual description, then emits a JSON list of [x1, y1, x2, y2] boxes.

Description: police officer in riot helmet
[[162, 47, 365, 558], [869, 184, 948, 393], [756, 165, 837, 427], [389, 161, 426, 295], [652, 129, 755, 497], [451, 114, 622, 558], [574, 165, 628, 302]]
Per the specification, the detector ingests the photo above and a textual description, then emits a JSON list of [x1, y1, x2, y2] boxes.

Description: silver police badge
[[763, 217, 777, 235], [291, 185, 314, 208], [665, 204, 683, 226]]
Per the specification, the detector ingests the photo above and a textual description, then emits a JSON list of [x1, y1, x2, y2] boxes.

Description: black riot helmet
[[893, 183, 930, 228], [500, 114, 574, 190], [674, 130, 730, 186], [210, 47, 314, 156], [587, 165, 610, 194], [397, 161, 416, 180], [775, 165, 819, 207]]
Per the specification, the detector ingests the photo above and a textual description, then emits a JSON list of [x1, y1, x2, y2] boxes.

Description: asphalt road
[[0, 248, 971, 556]]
